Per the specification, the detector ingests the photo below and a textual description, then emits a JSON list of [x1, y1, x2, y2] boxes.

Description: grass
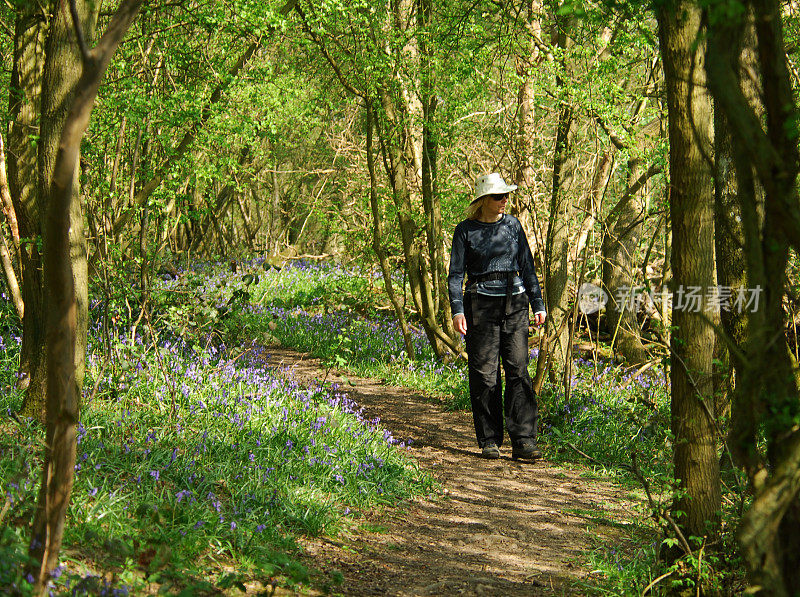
[[0, 266, 435, 595], [0, 257, 748, 595], [203, 259, 673, 484], [206, 259, 746, 595]]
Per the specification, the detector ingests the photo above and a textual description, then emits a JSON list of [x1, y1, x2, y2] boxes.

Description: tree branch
[[0, 15, 13, 37], [293, 2, 364, 98], [0, 129, 21, 257], [30, 1, 143, 589], [109, 41, 260, 237], [590, 109, 628, 151], [632, 452, 694, 557], [68, 0, 91, 63], [603, 163, 662, 226], [0, 224, 23, 318]]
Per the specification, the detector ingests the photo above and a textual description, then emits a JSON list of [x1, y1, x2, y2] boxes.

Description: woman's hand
[[453, 314, 467, 335], [533, 311, 546, 326]]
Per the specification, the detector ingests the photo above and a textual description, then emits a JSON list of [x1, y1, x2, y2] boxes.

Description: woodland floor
[[266, 347, 645, 597]]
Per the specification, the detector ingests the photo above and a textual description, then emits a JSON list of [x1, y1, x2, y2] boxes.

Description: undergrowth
[[210, 259, 746, 595], [1, 258, 748, 595], [0, 265, 434, 595]]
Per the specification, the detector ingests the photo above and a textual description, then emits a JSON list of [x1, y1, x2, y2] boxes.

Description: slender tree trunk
[[1, 130, 24, 316], [541, 101, 575, 375], [602, 153, 650, 366], [366, 100, 415, 358], [539, 16, 576, 376], [657, 0, 721, 545], [570, 149, 610, 266], [513, 0, 543, 195], [418, 0, 449, 332], [512, 0, 546, 329], [108, 116, 126, 199], [269, 166, 282, 255], [27, 3, 142, 593], [235, 192, 256, 249], [8, 3, 47, 410], [376, 87, 447, 357], [1, 223, 24, 319], [0, 130, 21, 259]]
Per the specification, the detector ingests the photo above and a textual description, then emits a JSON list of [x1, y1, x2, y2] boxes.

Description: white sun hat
[[472, 172, 518, 203]]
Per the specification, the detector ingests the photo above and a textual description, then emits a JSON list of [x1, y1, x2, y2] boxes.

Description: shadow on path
[[267, 347, 638, 596]]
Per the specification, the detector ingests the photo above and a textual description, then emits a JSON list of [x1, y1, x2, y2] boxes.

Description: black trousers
[[464, 292, 538, 449]]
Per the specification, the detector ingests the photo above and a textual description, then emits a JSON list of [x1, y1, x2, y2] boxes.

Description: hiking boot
[[481, 441, 501, 460], [512, 441, 542, 461]]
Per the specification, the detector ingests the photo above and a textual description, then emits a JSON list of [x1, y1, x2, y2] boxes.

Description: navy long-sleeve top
[[448, 214, 546, 317]]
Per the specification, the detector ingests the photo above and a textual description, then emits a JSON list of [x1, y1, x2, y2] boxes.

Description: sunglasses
[[489, 194, 509, 201]]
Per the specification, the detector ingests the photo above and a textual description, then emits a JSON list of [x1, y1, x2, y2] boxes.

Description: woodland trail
[[266, 347, 643, 597]]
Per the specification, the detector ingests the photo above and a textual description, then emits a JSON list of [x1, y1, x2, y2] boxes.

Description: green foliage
[[230, 262, 754, 595], [541, 359, 671, 482], [234, 260, 471, 404], [0, 261, 433, 594], [2, 252, 756, 594]]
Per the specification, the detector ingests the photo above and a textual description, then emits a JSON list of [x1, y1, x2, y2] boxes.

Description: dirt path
[[267, 348, 638, 596]]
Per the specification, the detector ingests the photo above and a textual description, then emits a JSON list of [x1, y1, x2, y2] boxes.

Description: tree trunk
[[27, 2, 142, 592], [8, 3, 47, 413], [0, 130, 22, 260], [657, 0, 721, 545], [366, 100, 415, 359], [1, 129, 24, 317], [418, 0, 449, 333], [22, 0, 100, 420], [707, 1, 800, 592], [512, 0, 546, 327], [1, 225, 24, 319], [602, 152, 650, 366], [513, 0, 543, 195], [539, 16, 576, 376], [712, 14, 757, 442], [541, 101, 575, 375], [375, 86, 448, 357]]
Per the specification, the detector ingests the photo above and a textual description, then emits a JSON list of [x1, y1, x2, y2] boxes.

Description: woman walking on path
[[448, 173, 547, 461]]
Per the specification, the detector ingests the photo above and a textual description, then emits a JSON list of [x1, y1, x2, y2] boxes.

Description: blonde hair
[[466, 196, 489, 220]]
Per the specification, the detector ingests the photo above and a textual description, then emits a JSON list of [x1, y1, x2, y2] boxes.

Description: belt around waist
[[467, 271, 519, 316], [466, 271, 518, 287]]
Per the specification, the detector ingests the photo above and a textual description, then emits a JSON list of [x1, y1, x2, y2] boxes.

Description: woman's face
[[481, 193, 508, 220]]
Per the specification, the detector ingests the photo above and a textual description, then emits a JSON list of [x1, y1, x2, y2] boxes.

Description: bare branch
[[632, 452, 694, 557], [590, 110, 628, 151]]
